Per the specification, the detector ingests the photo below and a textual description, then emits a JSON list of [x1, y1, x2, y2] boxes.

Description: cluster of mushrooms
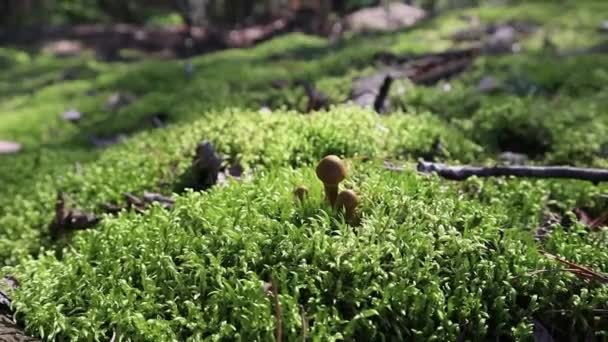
[[294, 155, 360, 226]]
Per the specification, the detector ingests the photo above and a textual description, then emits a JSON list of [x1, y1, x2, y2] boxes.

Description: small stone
[[61, 109, 82, 123]]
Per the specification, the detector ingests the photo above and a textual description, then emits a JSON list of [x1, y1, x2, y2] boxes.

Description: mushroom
[[293, 185, 309, 203], [335, 189, 359, 226], [315, 155, 347, 206]]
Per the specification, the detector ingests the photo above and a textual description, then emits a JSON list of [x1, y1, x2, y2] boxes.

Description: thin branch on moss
[[416, 160, 608, 184], [267, 277, 283, 342], [300, 305, 308, 342], [541, 251, 608, 284]]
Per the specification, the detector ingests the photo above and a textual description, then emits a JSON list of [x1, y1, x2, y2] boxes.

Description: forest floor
[[1, 2, 608, 340]]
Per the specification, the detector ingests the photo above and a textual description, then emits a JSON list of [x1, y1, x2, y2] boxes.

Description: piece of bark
[[352, 48, 479, 111], [192, 141, 223, 189], [301, 82, 330, 112], [144, 112, 169, 128], [142, 191, 175, 209], [417, 160, 608, 184], [48, 192, 101, 240], [373, 75, 393, 114]]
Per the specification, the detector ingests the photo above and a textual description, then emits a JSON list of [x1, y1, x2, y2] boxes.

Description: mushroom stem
[[324, 184, 339, 206]]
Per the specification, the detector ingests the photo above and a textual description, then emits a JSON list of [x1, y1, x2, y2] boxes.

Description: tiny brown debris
[[262, 278, 282, 342], [300, 81, 330, 113], [0, 141, 21, 155], [103, 191, 175, 215], [192, 140, 223, 189], [535, 210, 561, 242], [105, 92, 136, 112], [89, 134, 127, 148], [574, 208, 608, 232], [49, 192, 101, 240], [293, 186, 309, 203], [142, 191, 175, 209]]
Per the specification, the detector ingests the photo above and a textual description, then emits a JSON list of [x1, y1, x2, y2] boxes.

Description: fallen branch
[[416, 160, 608, 184], [373, 75, 393, 113]]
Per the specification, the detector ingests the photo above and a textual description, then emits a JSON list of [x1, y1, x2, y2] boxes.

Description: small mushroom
[[335, 189, 359, 226], [293, 185, 309, 203], [315, 155, 347, 206]]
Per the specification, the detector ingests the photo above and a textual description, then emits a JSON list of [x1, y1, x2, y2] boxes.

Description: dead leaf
[[0, 141, 21, 155]]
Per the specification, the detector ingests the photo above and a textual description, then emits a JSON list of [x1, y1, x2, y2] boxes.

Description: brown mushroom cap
[[336, 189, 359, 210], [316, 155, 347, 185]]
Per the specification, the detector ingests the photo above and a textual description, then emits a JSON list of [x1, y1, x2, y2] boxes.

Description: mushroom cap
[[316, 155, 347, 185], [336, 189, 358, 210]]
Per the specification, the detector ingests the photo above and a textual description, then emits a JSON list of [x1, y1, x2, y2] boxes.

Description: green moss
[[9, 164, 608, 340]]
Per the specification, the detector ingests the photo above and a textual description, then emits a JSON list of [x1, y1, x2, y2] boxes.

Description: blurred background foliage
[[0, 0, 517, 28]]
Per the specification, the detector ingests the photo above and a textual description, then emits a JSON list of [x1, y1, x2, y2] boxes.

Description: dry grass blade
[[541, 251, 608, 283]]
